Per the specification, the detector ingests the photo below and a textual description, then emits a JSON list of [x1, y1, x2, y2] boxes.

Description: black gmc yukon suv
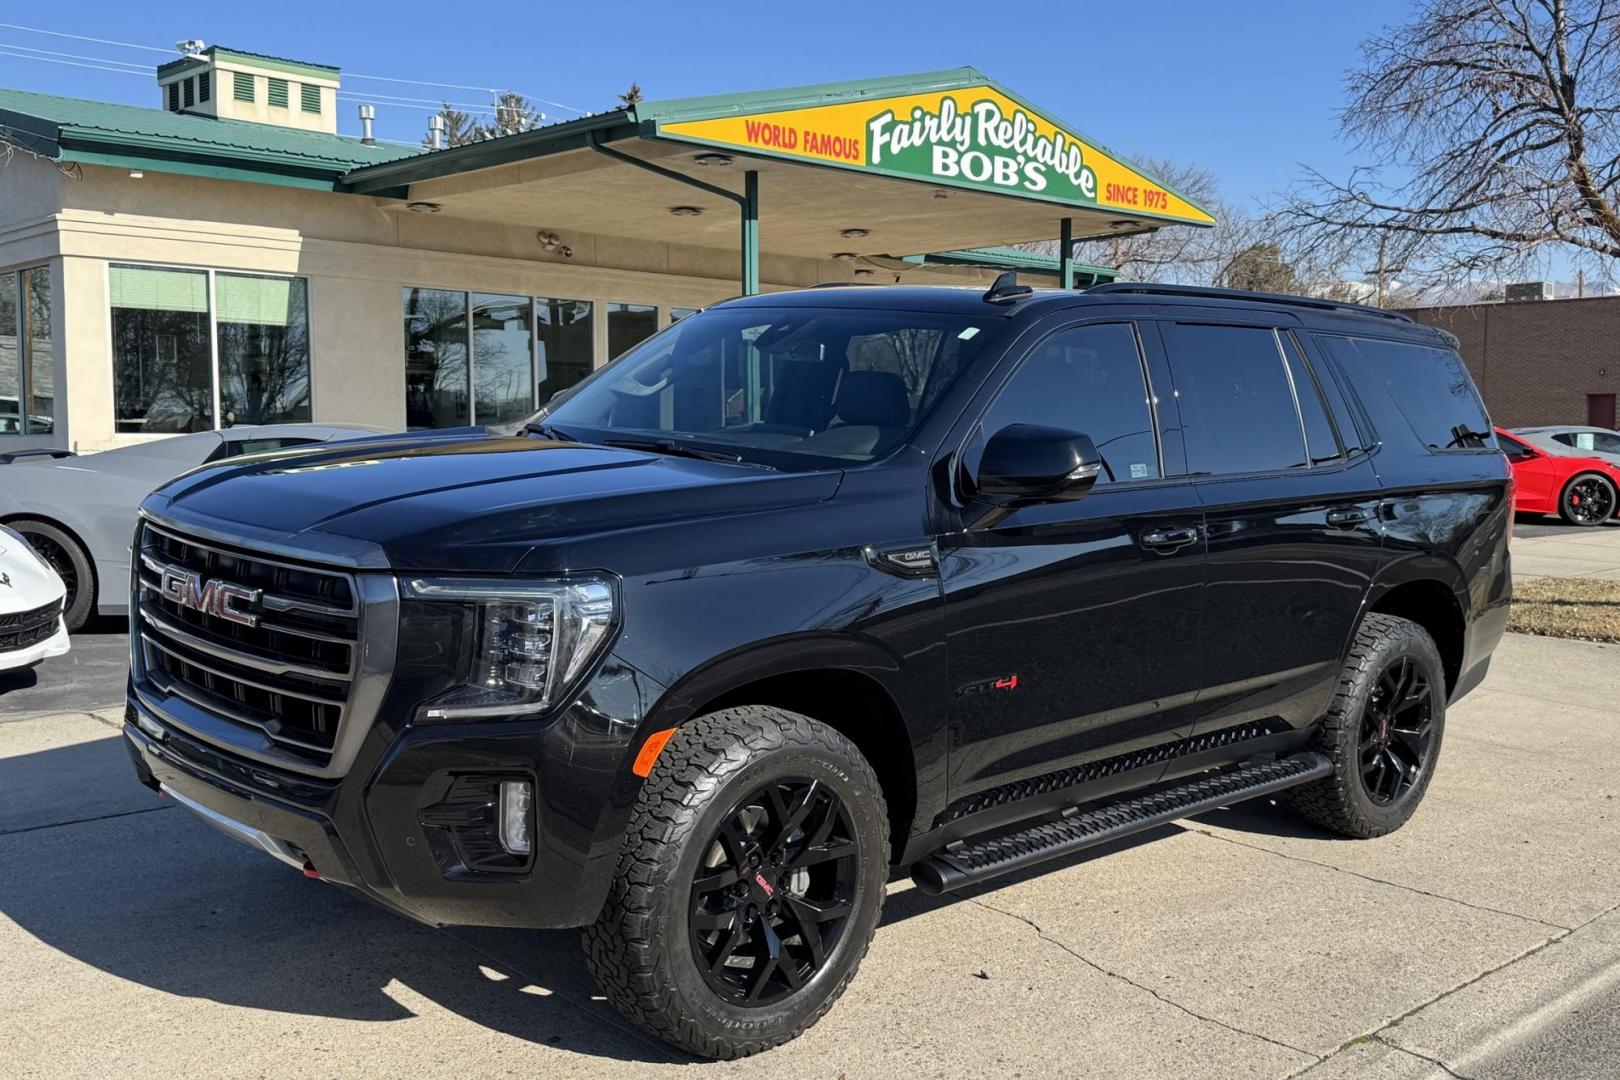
[[124, 280, 1511, 1057]]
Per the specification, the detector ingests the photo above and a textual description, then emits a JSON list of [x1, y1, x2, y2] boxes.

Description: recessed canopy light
[[1110, 219, 1137, 229], [832, 252, 858, 261], [669, 205, 703, 217], [852, 268, 876, 277], [693, 152, 733, 166], [407, 202, 442, 214], [840, 227, 870, 239], [933, 189, 948, 199]]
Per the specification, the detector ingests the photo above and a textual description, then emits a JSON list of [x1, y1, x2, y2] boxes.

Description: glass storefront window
[[218, 273, 311, 426], [111, 265, 214, 433], [607, 302, 658, 360], [537, 298, 593, 405], [22, 268, 52, 433], [403, 287, 469, 430], [472, 293, 533, 425], [0, 274, 18, 434]]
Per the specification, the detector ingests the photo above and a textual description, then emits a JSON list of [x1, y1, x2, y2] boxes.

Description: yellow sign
[[660, 85, 1214, 226]]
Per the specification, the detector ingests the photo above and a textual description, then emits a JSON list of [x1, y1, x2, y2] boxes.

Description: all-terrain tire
[[1285, 612, 1446, 838], [8, 518, 95, 631], [582, 706, 889, 1059]]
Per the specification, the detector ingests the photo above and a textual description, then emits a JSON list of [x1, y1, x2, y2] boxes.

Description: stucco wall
[[3, 160, 1004, 452]]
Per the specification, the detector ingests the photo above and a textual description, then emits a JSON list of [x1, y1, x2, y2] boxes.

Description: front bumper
[[0, 619, 70, 672], [124, 657, 666, 928]]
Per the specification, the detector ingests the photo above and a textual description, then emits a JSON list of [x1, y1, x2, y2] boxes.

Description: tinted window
[[1165, 323, 1307, 474], [1554, 430, 1620, 453], [1315, 336, 1493, 451], [1497, 433, 1536, 459], [1279, 332, 1340, 465], [973, 323, 1160, 485]]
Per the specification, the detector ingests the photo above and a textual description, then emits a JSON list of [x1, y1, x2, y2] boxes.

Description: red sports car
[[1497, 427, 1620, 526]]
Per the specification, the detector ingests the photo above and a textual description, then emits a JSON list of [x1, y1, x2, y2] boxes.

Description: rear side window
[[1278, 333, 1341, 465], [972, 322, 1160, 485], [1163, 323, 1307, 474], [1314, 336, 1494, 451], [1555, 430, 1620, 453]]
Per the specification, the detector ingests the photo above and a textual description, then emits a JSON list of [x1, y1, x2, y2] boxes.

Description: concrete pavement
[[2, 629, 1617, 1079], [1510, 517, 1620, 582]]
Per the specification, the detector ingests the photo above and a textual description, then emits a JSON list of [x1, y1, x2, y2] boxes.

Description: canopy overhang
[[340, 67, 1215, 293]]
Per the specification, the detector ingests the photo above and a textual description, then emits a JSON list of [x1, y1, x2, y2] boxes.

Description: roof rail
[[808, 281, 882, 288], [1083, 282, 1413, 323]]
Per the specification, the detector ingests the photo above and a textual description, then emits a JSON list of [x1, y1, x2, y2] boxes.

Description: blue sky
[[0, 1, 1420, 216]]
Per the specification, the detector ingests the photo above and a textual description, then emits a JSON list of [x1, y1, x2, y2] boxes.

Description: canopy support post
[[586, 130, 761, 296], [1059, 217, 1074, 289]]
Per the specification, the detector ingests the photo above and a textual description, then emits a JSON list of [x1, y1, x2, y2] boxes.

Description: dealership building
[[0, 46, 1215, 452]]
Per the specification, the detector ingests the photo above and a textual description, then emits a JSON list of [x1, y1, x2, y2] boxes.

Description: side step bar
[[911, 753, 1332, 895]]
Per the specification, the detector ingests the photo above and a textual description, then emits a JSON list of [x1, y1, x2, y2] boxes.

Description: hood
[[147, 434, 842, 572], [0, 535, 67, 616]]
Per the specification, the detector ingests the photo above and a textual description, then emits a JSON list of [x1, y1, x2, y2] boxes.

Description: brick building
[[1405, 297, 1620, 429]]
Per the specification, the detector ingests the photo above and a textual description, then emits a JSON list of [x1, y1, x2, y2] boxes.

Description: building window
[[167, 82, 180, 111], [607, 302, 658, 360], [233, 71, 255, 102], [671, 306, 698, 323], [301, 84, 322, 113], [403, 290, 599, 429], [110, 264, 310, 434], [198, 71, 210, 102], [217, 274, 312, 426], [0, 267, 54, 435], [403, 288, 469, 430], [472, 293, 533, 425], [268, 78, 289, 108], [537, 298, 593, 405]]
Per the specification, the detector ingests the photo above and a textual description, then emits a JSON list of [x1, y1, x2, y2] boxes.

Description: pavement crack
[[1372, 1034, 1478, 1080], [0, 804, 171, 837], [966, 896, 1319, 1063], [1185, 827, 1573, 933]]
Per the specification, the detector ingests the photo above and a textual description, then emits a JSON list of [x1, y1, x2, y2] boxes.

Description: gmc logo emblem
[[159, 565, 261, 627]]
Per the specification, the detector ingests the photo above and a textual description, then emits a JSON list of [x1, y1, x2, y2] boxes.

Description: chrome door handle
[[1326, 507, 1372, 528], [1141, 527, 1198, 552]]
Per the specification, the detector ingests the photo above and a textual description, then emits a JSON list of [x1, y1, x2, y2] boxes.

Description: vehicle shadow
[[0, 735, 686, 1063]]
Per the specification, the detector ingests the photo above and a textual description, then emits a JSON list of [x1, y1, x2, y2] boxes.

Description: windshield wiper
[[524, 421, 577, 442], [599, 437, 750, 465]]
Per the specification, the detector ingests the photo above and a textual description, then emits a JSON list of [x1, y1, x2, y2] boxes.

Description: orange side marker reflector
[[632, 728, 678, 778]]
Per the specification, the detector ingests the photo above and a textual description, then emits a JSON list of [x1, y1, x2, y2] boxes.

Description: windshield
[[530, 305, 997, 468]]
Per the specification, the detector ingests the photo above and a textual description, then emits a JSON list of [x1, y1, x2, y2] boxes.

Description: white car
[[0, 423, 387, 631], [0, 524, 70, 672], [1511, 425, 1620, 467]]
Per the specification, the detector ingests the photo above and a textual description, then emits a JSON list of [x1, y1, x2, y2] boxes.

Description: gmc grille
[[134, 520, 364, 769]]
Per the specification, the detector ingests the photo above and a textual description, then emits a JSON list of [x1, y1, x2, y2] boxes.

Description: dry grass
[[1510, 576, 1620, 644]]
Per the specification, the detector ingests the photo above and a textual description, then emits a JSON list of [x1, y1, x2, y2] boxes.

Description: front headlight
[[400, 575, 618, 720]]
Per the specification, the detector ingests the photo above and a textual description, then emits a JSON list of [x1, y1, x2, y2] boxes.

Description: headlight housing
[[400, 575, 618, 720]]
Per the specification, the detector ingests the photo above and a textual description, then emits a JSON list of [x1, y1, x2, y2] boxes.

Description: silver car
[[1511, 425, 1620, 467], [0, 424, 385, 630]]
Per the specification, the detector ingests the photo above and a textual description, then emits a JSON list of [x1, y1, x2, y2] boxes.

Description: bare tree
[[1217, 242, 1304, 293], [619, 82, 644, 108], [1280, 0, 1620, 290]]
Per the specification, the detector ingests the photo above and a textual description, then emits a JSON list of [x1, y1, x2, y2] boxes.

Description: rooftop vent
[[156, 43, 341, 135]]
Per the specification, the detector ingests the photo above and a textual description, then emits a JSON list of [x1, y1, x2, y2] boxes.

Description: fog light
[[498, 780, 533, 856]]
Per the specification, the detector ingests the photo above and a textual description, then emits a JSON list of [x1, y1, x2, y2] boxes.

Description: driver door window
[[968, 322, 1162, 485]]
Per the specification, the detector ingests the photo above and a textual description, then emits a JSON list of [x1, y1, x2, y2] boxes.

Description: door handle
[[1141, 526, 1199, 552], [1326, 507, 1372, 528]]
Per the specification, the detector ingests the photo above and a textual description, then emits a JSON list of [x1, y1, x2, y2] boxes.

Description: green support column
[[742, 169, 760, 296], [1059, 217, 1074, 290]]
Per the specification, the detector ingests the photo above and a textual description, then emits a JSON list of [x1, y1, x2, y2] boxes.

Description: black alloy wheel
[[689, 777, 859, 1007], [8, 519, 94, 631], [1562, 474, 1617, 526], [25, 532, 77, 604], [1358, 656, 1434, 805]]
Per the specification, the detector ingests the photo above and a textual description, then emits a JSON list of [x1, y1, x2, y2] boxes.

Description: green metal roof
[[157, 46, 339, 81], [0, 88, 417, 190]]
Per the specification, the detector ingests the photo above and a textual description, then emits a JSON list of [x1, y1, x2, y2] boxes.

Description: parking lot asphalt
[[2, 629, 1617, 1080], [0, 616, 128, 721]]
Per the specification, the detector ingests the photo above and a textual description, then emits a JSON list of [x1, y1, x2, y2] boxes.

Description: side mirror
[[974, 424, 1103, 504]]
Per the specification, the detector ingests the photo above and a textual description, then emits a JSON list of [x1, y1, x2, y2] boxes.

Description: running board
[[911, 753, 1332, 895]]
